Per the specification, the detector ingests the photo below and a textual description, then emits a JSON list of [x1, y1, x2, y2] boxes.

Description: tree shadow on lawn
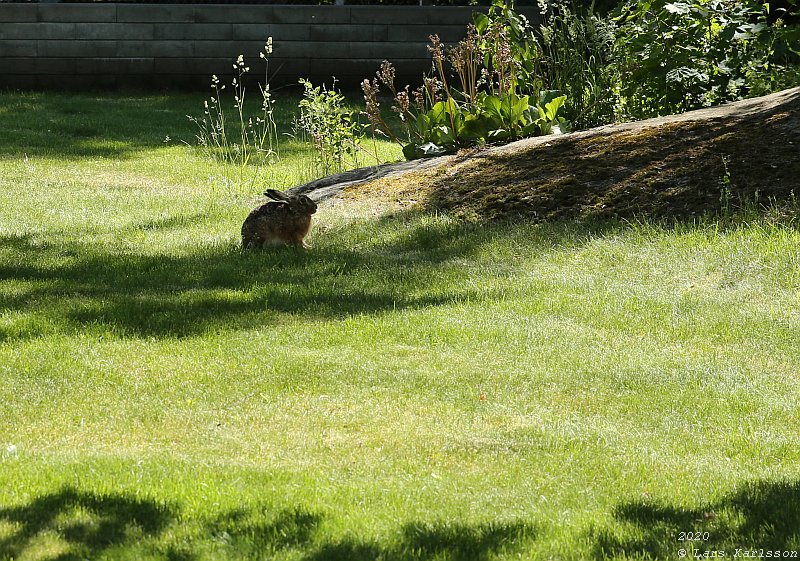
[[4, 479, 795, 560], [0, 487, 179, 561], [305, 520, 535, 561], [0, 91, 301, 161], [0, 216, 624, 341], [207, 506, 535, 561], [0, 93, 198, 161], [0, 486, 536, 561], [592, 479, 800, 559]]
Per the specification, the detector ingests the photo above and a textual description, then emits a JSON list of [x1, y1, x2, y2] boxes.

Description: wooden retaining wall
[[0, 4, 539, 90]]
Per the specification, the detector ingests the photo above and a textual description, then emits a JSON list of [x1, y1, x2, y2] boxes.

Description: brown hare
[[241, 189, 318, 249]]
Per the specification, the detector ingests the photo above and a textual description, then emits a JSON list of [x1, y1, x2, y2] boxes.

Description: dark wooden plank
[[0, 75, 38, 89], [35, 56, 77, 75], [37, 39, 118, 58], [192, 40, 270, 58], [348, 41, 429, 59], [154, 23, 233, 41], [0, 40, 37, 57], [350, 6, 430, 24], [0, 22, 76, 40], [0, 57, 39, 75], [39, 4, 116, 24], [388, 24, 466, 42], [74, 23, 154, 41], [0, 4, 38, 23], [117, 40, 194, 58], [75, 57, 154, 75], [271, 6, 351, 24], [309, 23, 389, 42], [424, 6, 480, 25], [70, 75, 120, 89], [0, 57, 78, 75], [232, 23, 304, 41], [309, 57, 427, 78], [153, 56, 242, 75], [194, 5, 276, 24], [248, 40, 429, 59], [117, 5, 195, 24]]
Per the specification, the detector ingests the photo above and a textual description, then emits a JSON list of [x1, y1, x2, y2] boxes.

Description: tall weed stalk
[[188, 38, 279, 192]]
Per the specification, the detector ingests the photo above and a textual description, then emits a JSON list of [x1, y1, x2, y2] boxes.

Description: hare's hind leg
[[242, 232, 268, 250], [293, 233, 311, 249]]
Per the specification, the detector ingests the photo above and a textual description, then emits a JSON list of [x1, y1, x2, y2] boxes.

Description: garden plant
[[360, 0, 799, 159]]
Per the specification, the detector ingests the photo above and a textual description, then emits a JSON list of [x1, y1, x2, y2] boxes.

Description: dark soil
[[424, 89, 800, 220]]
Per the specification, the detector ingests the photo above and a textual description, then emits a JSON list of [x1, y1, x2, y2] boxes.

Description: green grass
[[1, 91, 800, 561]]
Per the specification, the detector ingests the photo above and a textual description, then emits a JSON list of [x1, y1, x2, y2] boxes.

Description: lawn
[[1, 91, 799, 561]]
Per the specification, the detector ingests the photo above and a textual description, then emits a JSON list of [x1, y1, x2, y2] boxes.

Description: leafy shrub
[[613, 0, 799, 118], [362, 0, 567, 160], [294, 78, 370, 175]]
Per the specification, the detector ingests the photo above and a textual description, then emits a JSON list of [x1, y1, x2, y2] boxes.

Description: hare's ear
[[264, 189, 289, 201]]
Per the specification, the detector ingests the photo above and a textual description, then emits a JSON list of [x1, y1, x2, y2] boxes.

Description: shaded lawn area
[[1, 91, 799, 560], [0, 90, 302, 160], [1, 480, 798, 560]]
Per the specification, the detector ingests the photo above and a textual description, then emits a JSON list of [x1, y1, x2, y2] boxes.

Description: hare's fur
[[241, 189, 317, 249]]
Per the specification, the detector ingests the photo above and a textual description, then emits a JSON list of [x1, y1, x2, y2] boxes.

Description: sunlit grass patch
[[1, 90, 799, 560]]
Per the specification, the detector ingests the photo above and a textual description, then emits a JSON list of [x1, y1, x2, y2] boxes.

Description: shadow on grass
[[593, 480, 800, 559], [0, 91, 301, 161], [0, 486, 535, 561], [0, 216, 624, 340], [0, 487, 178, 561], [307, 521, 535, 561], [7, 479, 796, 560], [0, 92, 196, 160]]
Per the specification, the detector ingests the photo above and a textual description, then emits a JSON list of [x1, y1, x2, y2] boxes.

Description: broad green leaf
[[458, 114, 489, 142], [666, 66, 709, 84], [665, 2, 691, 14], [543, 95, 566, 122], [402, 141, 449, 160], [473, 12, 489, 34], [481, 95, 503, 118], [487, 128, 511, 141], [429, 101, 450, 125], [538, 90, 564, 108], [443, 97, 460, 118], [429, 125, 454, 146], [416, 113, 431, 135], [419, 142, 449, 156], [402, 143, 418, 160]]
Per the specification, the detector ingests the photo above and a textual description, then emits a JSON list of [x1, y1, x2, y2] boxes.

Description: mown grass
[[1, 91, 800, 561]]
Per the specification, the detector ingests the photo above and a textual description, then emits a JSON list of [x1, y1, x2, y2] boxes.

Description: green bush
[[613, 0, 800, 118], [294, 78, 370, 175]]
